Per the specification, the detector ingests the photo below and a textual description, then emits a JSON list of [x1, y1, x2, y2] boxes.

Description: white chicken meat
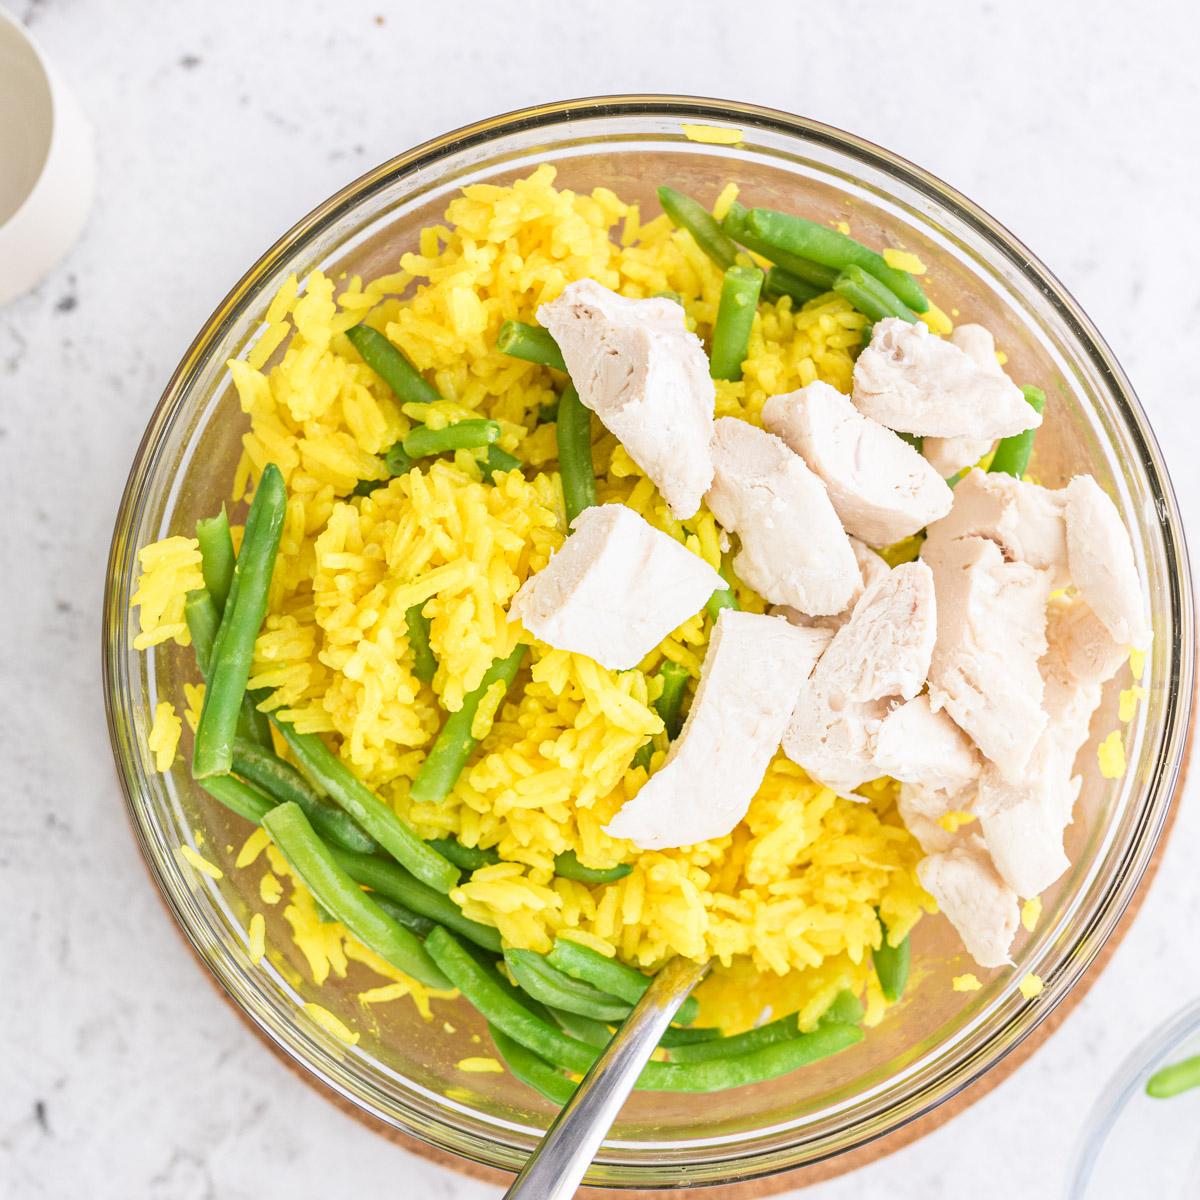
[[922, 324, 1007, 476]]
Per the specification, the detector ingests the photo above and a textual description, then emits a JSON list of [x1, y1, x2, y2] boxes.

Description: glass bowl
[[1071, 1001, 1200, 1197], [102, 96, 1194, 1189]]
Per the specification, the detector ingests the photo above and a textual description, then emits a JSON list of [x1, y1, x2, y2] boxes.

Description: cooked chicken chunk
[[762, 380, 952, 546], [922, 535, 1053, 781], [604, 611, 829, 849], [1063, 475, 1152, 649], [924, 468, 1069, 587], [537, 280, 714, 519], [923, 324, 1005, 476], [1043, 593, 1130, 686], [898, 784, 966, 854], [509, 504, 724, 671], [916, 835, 1020, 968], [874, 694, 980, 793], [783, 562, 937, 795], [706, 417, 860, 615], [772, 538, 889, 633], [853, 318, 1040, 440]]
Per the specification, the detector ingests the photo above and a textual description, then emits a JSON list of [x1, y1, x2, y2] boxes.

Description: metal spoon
[[503, 956, 710, 1199]]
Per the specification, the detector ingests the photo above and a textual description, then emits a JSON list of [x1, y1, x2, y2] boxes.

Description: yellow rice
[[133, 166, 933, 1033]]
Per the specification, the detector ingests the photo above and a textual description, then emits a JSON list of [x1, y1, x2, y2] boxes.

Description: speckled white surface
[[1, 1, 1198, 1196]]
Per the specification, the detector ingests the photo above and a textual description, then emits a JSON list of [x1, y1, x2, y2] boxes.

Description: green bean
[[346, 324, 439, 405], [832, 265, 918, 324], [483, 445, 523, 481], [547, 1007, 613, 1047], [709, 265, 763, 382], [383, 441, 415, 477], [491, 1025, 578, 1106], [405, 603, 437, 684], [657, 186, 739, 270], [547, 939, 699, 1026], [505, 949, 633, 1022], [721, 203, 839, 290], [271, 719, 459, 893], [496, 321, 567, 371], [988, 386, 1045, 479], [705, 558, 741, 622], [897, 431, 924, 452], [403, 419, 500, 459], [654, 660, 692, 741], [200, 774, 274, 825], [666, 1010, 804, 1063], [660, 1025, 723, 1047], [434, 930, 861, 1092], [427, 837, 501, 872], [184, 587, 272, 747], [193, 464, 286, 778], [195, 508, 235, 613], [262, 802, 448, 988], [873, 914, 911, 1003], [231, 736, 378, 856], [1146, 1054, 1200, 1099], [822, 989, 865, 1025], [743, 209, 929, 313], [762, 266, 823, 307], [410, 644, 528, 804], [553, 850, 632, 885], [555, 383, 596, 526], [330, 845, 502, 953], [353, 478, 387, 497], [537, 400, 559, 424], [370, 894, 438, 939]]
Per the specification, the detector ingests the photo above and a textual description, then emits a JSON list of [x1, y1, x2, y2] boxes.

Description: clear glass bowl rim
[[103, 94, 1195, 1188]]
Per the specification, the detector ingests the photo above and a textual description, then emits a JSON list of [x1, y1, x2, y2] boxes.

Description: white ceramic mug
[[0, 8, 94, 305]]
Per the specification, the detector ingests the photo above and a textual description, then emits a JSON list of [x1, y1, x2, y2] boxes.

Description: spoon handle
[[503, 955, 710, 1199]]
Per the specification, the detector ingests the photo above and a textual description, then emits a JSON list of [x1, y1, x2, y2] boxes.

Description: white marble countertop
[[2, 1, 1198, 1195]]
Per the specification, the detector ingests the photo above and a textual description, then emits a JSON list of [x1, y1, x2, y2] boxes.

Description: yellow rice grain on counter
[[147, 701, 182, 772], [133, 167, 932, 1033]]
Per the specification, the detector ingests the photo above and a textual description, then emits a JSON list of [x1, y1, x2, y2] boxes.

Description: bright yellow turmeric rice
[[133, 166, 933, 1034]]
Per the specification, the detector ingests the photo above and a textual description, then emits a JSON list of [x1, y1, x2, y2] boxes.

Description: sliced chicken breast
[[898, 784, 967, 854], [925, 468, 1069, 587], [922, 534, 1052, 781], [509, 504, 724, 671], [874, 694, 980, 793], [706, 417, 861, 615], [923, 324, 1005, 476], [1043, 593, 1130, 686], [604, 611, 829, 849], [772, 538, 889, 633], [853, 318, 1040, 440], [762, 380, 952, 546], [537, 280, 714, 519], [783, 562, 937, 794], [916, 835, 1020, 968], [1063, 474, 1152, 649]]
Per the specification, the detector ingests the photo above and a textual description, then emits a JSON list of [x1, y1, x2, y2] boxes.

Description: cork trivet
[[136, 674, 1194, 1196]]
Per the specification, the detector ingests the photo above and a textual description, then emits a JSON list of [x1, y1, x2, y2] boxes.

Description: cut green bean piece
[[743, 209, 929, 313], [195, 508, 235, 613], [657, 186, 739, 270], [353, 478, 387, 497], [263, 802, 448, 988], [427, 837, 501, 872], [371, 894, 437, 939], [383, 441, 415, 477], [555, 383, 596, 526], [405, 603, 437, 684], [537, 400, 559, 424], [200, 774, 274, 825], [231, 736, 378, 856], [873, 914, 911, 1003], [491, 1025, 578, 1106], [1146, 1054, 1200, 1099], [821, 989, 865, 1026], [988, 386, 1045, 479], [193, 463, 286, 778], [762, 266, 823, 307], [897, 431, 924, 452], [547, 939, 699, 1026], [710, 265, 764, 381], [346, 324, 439, 405], [272, 719, 459, 893], [505, 949, 633, 1022], [330, 846, 502, 953], [484, 445, 523, 481], [548, 1007, 612, 1047], [833, 265, 918, 324], [666, 1010, 803, 1063], [410, 645, 528, 804], [705, 557, 741, 622], [660, 1025, 723, 1047], [403, 419, 500, 459], [654, 661, 692, 741], [721, 203, 839, 290], [553, 850, 632, 885], [496, 321, 567, 371]]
